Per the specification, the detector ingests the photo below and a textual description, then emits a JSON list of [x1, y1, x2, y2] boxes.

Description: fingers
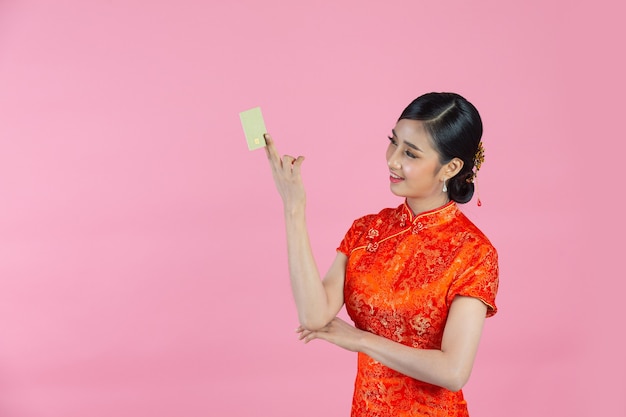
[[296, 322, 332, 343], [292, 155, 305, 174], [296, 326, 313, 339], [296, 324, 315, 343], [264, 133, 281, 167], [264, 134, 305, 173], [297, 329, 312, 342], [281, 155, 295, 168]]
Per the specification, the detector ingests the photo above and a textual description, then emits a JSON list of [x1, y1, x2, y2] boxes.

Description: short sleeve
[[446, 243, 499, 317], [336, 215, 373, 256]]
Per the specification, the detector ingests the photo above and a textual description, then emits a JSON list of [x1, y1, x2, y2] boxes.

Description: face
[[386, 119, 452, 212]]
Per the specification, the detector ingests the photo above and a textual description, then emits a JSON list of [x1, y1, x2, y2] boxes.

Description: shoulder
[[338, 205, 402, 253], [453, 210, 495, 247], [445, 210, 499, 280], [349, 205, 401, 230]]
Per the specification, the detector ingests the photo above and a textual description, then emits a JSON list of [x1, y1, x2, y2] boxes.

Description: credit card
[[239, 106, 267, 151]]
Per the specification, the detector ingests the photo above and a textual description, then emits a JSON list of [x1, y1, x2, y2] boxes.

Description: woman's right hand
[[264, 134, 307, 210]]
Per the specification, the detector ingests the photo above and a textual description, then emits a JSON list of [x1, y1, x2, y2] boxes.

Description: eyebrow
[[392, 129, 423, 152]]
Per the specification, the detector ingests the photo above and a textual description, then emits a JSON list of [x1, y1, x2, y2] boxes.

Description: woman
[[265, 92, 499, 416]]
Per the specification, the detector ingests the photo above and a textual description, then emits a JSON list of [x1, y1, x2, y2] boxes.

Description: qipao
[[338, 201, 498, 417]]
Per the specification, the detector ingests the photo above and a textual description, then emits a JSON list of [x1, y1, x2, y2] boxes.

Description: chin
[[389, 183, 409, 196], [389, 186, 402, 197]]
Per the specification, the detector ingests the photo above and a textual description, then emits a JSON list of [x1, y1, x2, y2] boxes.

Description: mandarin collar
[[397, 200, 459, 231]]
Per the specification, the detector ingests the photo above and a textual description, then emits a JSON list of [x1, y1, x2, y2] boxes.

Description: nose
[[387, 149, 401, 169]]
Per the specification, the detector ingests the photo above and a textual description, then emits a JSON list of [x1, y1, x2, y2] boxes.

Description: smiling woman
[[265, 92, 499, 417], [391, 93, 484, 207]]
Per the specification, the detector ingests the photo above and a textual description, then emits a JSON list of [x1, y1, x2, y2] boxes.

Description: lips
[[389, 171, 404, 183]]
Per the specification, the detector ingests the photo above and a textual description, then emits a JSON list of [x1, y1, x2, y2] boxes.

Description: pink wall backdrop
[[1, 1, 624, 416]]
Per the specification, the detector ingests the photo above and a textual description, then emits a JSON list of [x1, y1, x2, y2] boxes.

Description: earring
[[442, 179, 448, 193]]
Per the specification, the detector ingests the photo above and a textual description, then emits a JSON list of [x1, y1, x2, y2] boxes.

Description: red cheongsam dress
[[338, 201, 499, 417]]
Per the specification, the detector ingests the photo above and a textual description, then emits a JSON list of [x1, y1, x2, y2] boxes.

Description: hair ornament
[[467, 141, 485, 184]]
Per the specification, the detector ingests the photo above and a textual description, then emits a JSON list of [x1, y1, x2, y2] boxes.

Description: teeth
[[390, 172, 402, 179]]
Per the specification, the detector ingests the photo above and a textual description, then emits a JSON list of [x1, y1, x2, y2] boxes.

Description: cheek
[[402, 163, 415, 178], [403, 161, 431, 182]]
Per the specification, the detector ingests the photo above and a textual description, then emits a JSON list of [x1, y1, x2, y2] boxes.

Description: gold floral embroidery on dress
[[396, 211, 408, 227], [367, 228, 379, 239], [410, 314, 432, 337], [366, 242, 379, 253], [412, 221, 424, 234]]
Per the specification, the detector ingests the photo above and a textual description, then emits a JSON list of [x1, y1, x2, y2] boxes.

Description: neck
[[406, 194, 450, 216]]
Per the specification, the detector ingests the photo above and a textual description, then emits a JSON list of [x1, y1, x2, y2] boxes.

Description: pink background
[[1, 1, 624, 416]]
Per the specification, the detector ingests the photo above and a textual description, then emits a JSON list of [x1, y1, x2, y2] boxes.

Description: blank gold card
[[239, 106, 267, 151]]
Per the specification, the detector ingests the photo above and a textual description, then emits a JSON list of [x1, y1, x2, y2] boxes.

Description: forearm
[[264, 135, 341, 330], [358, 332, 469, 392], [284, 207, 332, 329], [354, 297, 488, 391]]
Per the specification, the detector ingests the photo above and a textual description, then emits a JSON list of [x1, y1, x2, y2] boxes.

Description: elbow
[[299, 315, 331, 331], [444, 380, 465, 393], [299, 320, 327, 332], [443, 370, 471, 393]]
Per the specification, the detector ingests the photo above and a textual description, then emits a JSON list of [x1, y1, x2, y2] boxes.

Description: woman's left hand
[[297, 317, 366, 353]]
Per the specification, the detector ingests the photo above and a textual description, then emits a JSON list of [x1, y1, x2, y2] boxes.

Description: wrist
[[283, 203, 306, 218], [355, 328, 373, 353]]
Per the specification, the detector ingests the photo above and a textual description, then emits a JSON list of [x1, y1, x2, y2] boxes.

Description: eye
[[387, 136, 397, 146], [404, 150, 417, 159]]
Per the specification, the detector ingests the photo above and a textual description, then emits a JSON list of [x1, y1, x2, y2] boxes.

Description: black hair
[[398, 92, 483, 204]]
